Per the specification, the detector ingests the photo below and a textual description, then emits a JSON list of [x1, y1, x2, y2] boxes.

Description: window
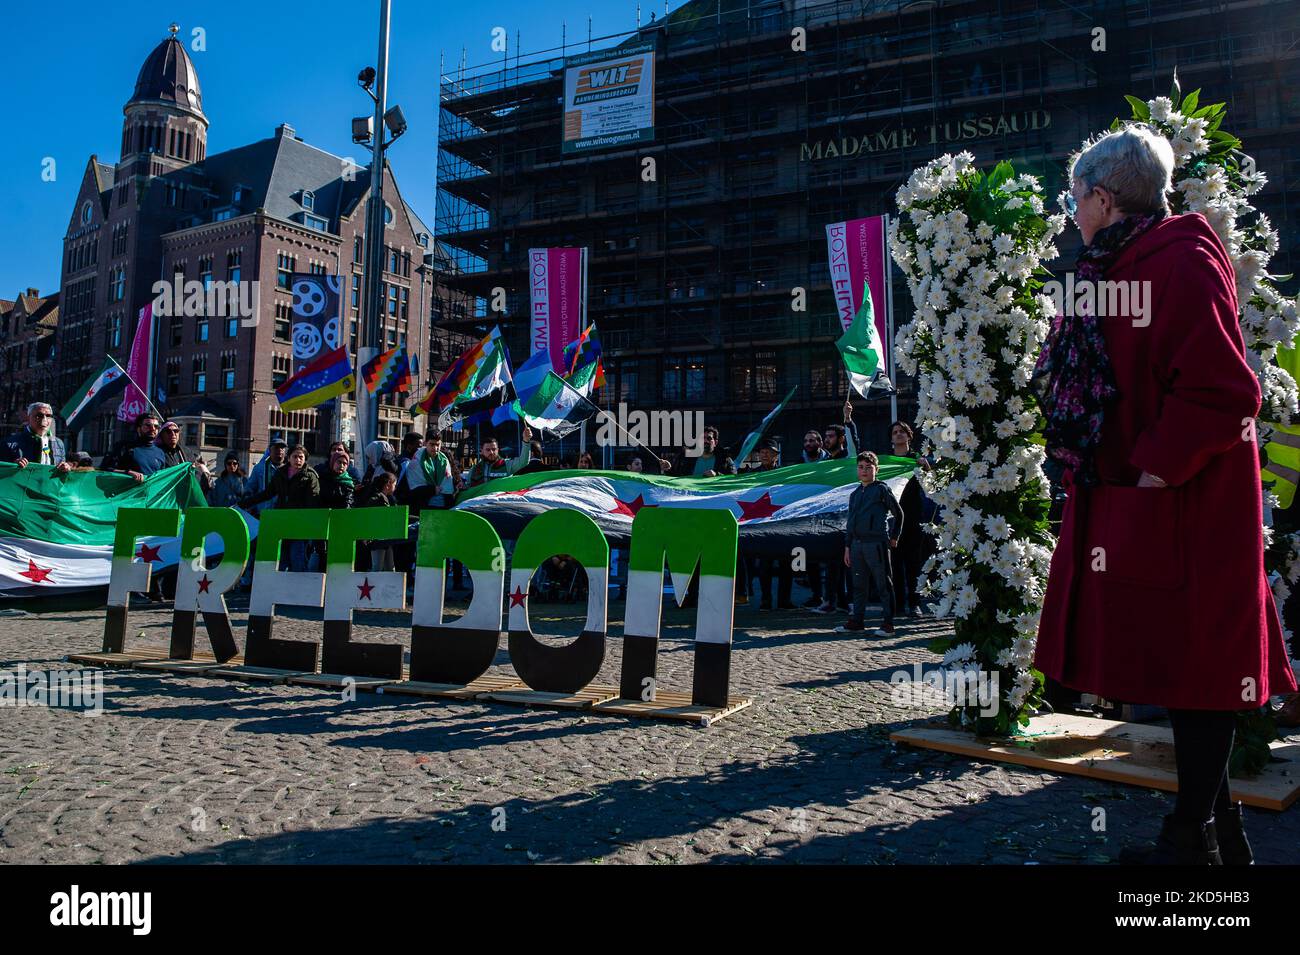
[[186, 424, 200, 447], [302, 190, 315, 212], [383, 203, 394, 226], [165, 182, 182, 208], [304, 214, 328, 232], [213, 208, 235, 222], [387, 284, 399, 317], [225, 315, 238, 339], [205, 423, 229, 448], [274, 303, 292, 342], [811, 358, 841, 400], [400, 287, 409, 321], [233, 185, 248, 205], [277, 253, 295, 289], [107, 314, 122, 349], [196, 316, 209, 342], [170, 313, 183, 347], [351, 275, 360, 311], [226, 250, 241, 283], [684, 354, 706, 402], [165, 358, 180, 397], [198, 255, 213, 291], [353, 235, 363, 263], [192, 355, 207, 393], [109, 267, 126, 303], [755, 350, 778, 400], [272, 354, 290, 388], [97, 416, 113, 455], [309, 262, 327, 275], [221, 353, 236, 390], [111, 222, 129, 257], [662, 356, 683, 403]]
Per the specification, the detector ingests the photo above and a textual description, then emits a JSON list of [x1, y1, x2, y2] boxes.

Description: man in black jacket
[[1, 403, 71, 473], [156, 420, 213, 493]]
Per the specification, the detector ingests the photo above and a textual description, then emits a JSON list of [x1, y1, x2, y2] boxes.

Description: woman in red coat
[[1033, 125, 1296, 864]]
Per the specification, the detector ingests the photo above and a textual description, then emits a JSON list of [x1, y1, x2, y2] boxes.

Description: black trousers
[[1167, 708, 1236, 824]]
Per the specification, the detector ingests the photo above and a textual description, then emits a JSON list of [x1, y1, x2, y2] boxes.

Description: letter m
[[621, 507, 738, 707]]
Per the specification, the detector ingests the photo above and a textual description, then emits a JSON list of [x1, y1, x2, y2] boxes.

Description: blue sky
[[0, 0, 669, 297]]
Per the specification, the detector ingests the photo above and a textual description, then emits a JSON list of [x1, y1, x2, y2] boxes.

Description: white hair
[[1070, 124, 1175, 214], [26, 402, 53, 416]]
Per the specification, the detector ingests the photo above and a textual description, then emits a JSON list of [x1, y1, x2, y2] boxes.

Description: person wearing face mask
[[2, 403, 71, 474], [1033, 124, 1296, 864]]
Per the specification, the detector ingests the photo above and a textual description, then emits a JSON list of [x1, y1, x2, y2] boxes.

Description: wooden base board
[[891, 713, 1300, 811], [486, 684, 620, 710], [377, 674, 526, 700], [204, 665, 310, 685], [592, 688, 753, 726], [288, 672, 395, 692], [134, 658, 240, 674], [67, 648, 169, 667]]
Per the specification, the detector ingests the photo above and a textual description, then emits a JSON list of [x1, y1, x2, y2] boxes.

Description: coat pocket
[[1091, 485, 1185, 590]]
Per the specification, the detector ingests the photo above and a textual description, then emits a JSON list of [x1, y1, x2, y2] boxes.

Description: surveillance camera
[[358, 66, 376, 88], [383, 105, 408, 136], [352, 116, 374, 144]]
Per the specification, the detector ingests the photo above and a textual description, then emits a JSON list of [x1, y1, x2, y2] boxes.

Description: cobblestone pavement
[[1, 592, 1297, 865]]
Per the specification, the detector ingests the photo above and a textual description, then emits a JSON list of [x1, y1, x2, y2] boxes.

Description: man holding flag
[[1, 403, 70, 473]]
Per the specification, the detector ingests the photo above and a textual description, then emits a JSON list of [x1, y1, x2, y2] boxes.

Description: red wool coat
[[1035, 213, 1297, 710]]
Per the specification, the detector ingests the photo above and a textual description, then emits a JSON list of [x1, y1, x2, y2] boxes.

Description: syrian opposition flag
[[449, 344, 517, 426], [0, 463, 241, 596], [837, 281, 896, 399], [61, 356, 130, 432], [735, 386, 797, 465], [454, 456, 917, 559], [513, 371, 598, 438]]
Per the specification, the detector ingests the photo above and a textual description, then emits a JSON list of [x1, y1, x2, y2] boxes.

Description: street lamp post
[[354, 0, 406, 455]]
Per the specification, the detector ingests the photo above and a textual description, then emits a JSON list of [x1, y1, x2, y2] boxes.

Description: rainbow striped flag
[[361, 346, 412, 396], [562, 322, 605, 396], [275, 347, 355, 412], [412, 327, 501, 418]]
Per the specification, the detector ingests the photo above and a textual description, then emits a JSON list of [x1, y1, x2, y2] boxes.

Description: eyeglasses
[[32, 412, 53, 419]]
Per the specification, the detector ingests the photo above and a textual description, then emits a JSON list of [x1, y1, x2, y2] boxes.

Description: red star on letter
[[737, 491, 784, 522], [608, 493, 657, 517], [509, 585, 528, 608], [18, 559, 53, 583], [197, 574, 212, 594], [357, 577, 375, 600], [136, 543, 163, 563]]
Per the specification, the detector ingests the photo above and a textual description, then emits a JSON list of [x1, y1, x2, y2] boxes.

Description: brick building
[[0, 289, 60, 425], [54, 25, 456, 464]]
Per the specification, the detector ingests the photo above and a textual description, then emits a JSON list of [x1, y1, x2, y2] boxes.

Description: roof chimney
[[25, 288, 39, 298], [275, 123, 295, 139]]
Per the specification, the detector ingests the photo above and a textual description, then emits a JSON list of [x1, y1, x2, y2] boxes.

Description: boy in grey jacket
[[840, 451, 904, 636]]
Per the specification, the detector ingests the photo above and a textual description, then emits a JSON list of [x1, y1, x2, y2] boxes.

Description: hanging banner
[[562, 40, 657, 154], [116, 303, 154, 422], [825, 216, 889, 347], [528, 247, 587, 375], [289, 273, 344, 375]]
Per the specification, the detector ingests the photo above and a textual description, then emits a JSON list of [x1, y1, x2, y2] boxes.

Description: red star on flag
[[197, 574, 212, 594], [737, 491, 784, 522], [357, 577, 375, 600], [18, 559, 53, 583], [509, 585, 528, 608], [86, 386, 96, 397], [608, 493, 657, 517], [498, 488, 531, 497], [136, 543, 163, 563]]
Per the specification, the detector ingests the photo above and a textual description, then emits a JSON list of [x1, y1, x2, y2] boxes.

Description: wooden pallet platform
[[288, 673, 395, 692], [134, 658, 240, 674], [891, 713, 1300, 811], [592, 688, 753, 726], [203, 665, 311, 685], [376, 674, 526, 700], [67, 648, 171, 667], [486, 684, 620, 710]]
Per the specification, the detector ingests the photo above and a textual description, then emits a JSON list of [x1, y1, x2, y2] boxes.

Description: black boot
[[1117, 815, 1223, 865], [1214, 803, 1253, 865]]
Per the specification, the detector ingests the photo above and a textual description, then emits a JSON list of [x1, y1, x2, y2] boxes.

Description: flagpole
[[110, 354, 163, 421], [582, 398, 661, 471], [885, 214, 899, 425]]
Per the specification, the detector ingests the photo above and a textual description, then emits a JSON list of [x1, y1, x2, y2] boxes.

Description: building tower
[[118, 23, 207, 180]]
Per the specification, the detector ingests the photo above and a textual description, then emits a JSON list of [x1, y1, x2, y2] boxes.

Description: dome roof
[[129, 28, 204, 117]]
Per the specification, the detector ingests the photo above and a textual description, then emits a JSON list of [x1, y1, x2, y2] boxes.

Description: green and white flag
[[0, 463, 233, 595], [60, 356, 130, 432], [837, 281, 896, 399], [735, 386, 798, 465], [513, 371, 597, 437]]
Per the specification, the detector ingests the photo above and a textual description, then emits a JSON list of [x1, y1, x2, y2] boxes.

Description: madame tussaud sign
[[102, 505, 739, 707]]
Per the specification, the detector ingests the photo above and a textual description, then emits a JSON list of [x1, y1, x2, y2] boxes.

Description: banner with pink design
[[528, 247, 588, 375], [825, 216, 888, 347], [117, 303, 154, 422]]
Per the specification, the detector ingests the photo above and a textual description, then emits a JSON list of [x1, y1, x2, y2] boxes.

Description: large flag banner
[[562, 322, 606, 396], [413, 327, 501, 419], [275, 347, 355, 412], [514, 371, 599, 437], [562, 40, 656, 154], [62, 357, 129, 432], [361, 345, 412, 397], [529, 247, 587, 375], [837, 281, 897, 399], [289, 273, 344, 375], [735, 386, 798, 465], [455, 456, 916, 559], [825, 216, 889, 346], [0, 463, 212, 595], [117, 303, 155, 422]]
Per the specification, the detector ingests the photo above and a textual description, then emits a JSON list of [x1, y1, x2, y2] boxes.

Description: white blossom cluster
[[891, 152, 1063, 723], [1142, 97, 1300, 424]]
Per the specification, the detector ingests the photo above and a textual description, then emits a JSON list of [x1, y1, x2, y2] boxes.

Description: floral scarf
[[1031, 211, 1165, 487]]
